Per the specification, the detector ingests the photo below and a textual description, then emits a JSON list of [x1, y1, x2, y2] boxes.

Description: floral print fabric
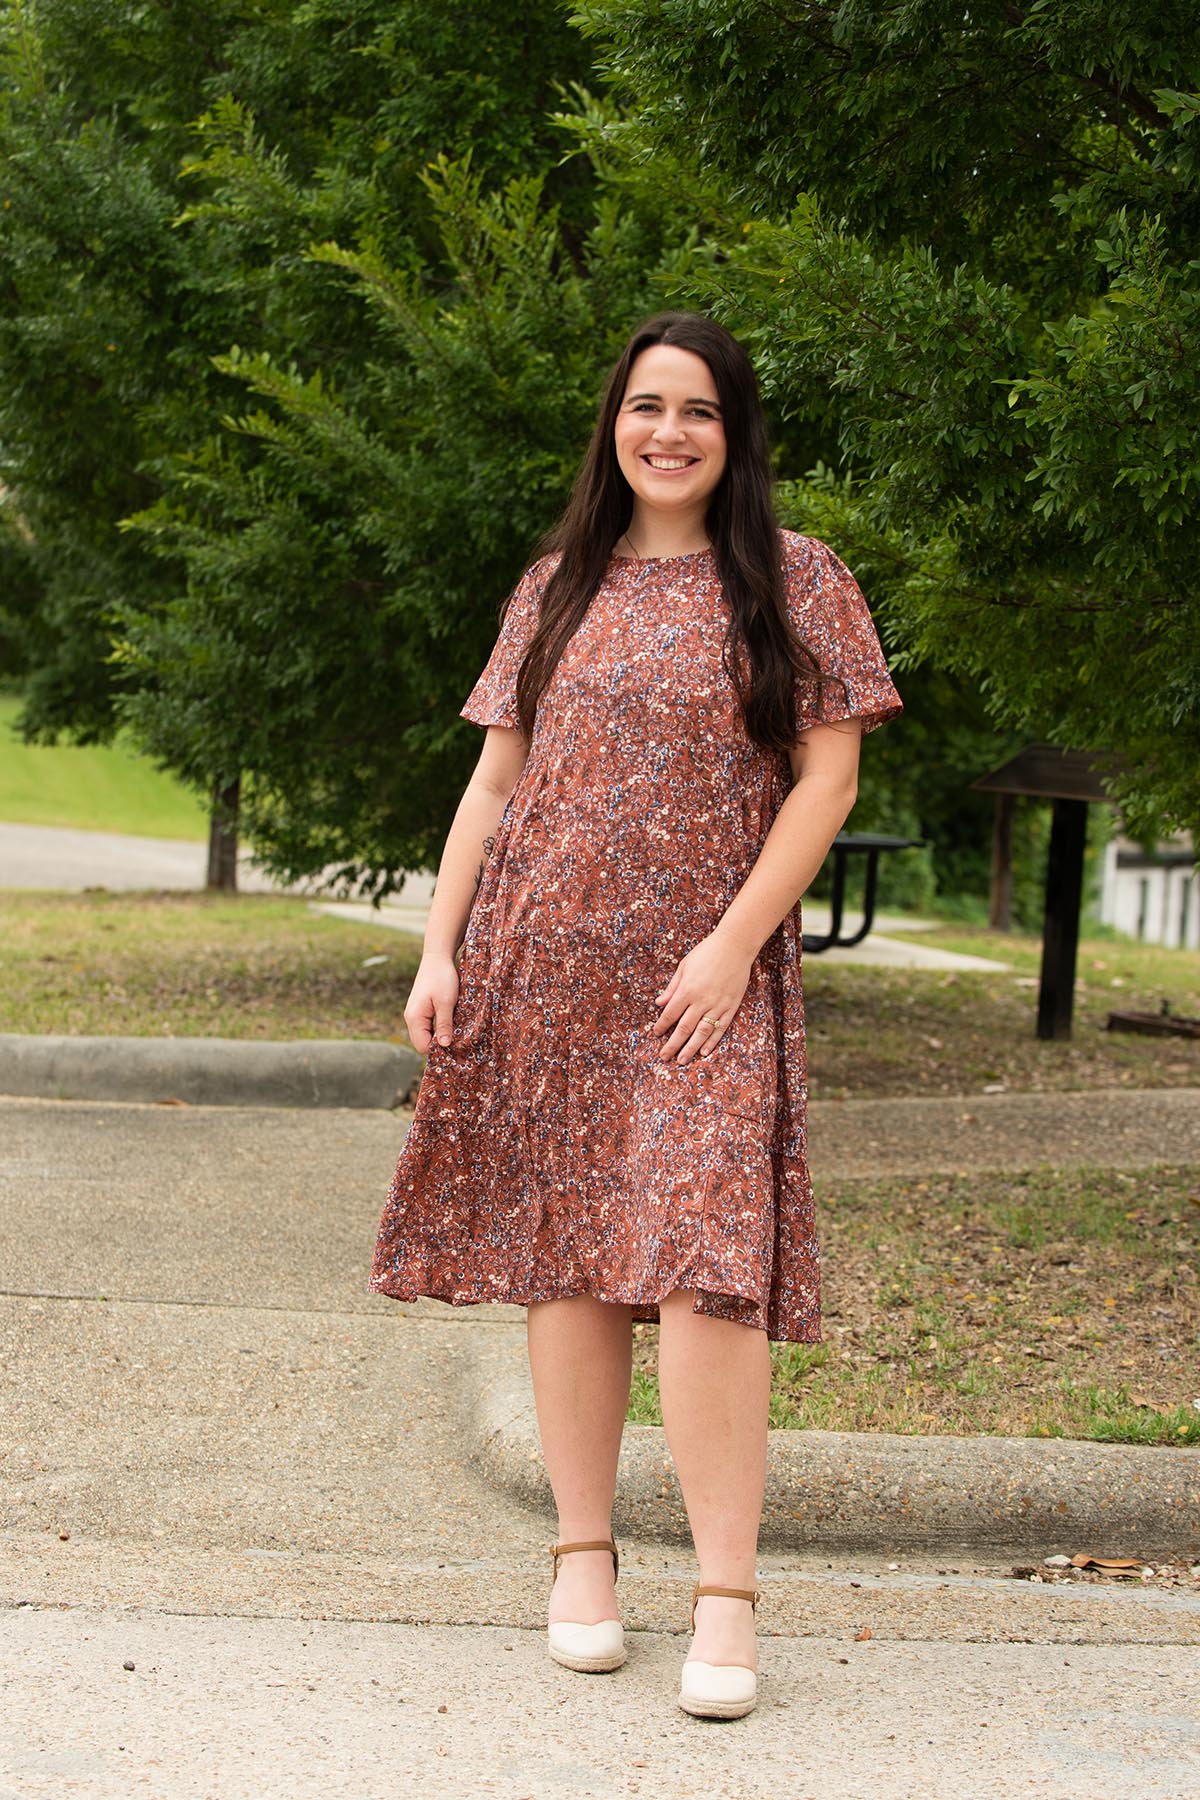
[[368, 531, 902, 1340]]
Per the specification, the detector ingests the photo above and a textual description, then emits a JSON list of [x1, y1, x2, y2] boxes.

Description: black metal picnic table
[[802, 831, 924, 954]]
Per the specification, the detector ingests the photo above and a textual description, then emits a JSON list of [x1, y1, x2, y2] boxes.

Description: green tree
[[570, 0, 1200, 843], [121, 145, 690, 892], [0, 0, 599, 884]]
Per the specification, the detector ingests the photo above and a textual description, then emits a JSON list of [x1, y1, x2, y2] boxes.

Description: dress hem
[[366, 1270, 821, 1344]]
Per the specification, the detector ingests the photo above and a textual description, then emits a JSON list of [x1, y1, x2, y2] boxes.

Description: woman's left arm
[[651, 718, 863, 1062]]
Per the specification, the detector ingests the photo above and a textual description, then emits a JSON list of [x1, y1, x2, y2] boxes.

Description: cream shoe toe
[[678, 1583, 759, 1720], [547, 1539, 626, 1673], [548, 1617, 626, 1672], [679, 1658, 758, 1719]]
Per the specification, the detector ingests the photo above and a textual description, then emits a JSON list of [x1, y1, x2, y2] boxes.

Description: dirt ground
[[630, 1165, 1200, 1447]]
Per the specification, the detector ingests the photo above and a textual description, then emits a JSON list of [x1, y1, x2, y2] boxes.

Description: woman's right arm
[[404, 724, 529, 1052]]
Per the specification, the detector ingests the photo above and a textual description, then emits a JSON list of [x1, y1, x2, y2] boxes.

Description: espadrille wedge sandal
[[679, 1583, 760, 1719], [546, 1539, 626, 1673]]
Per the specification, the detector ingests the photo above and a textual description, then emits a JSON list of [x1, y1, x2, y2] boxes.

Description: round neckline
[[609, 545, 714, 566]]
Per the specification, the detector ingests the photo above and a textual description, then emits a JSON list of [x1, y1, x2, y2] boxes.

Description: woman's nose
[[653, 413, 687, 441]]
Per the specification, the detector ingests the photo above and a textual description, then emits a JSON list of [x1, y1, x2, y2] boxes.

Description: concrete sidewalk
[[1, 1094, 1198, 1798], [4, 1606, 1197, 1800]]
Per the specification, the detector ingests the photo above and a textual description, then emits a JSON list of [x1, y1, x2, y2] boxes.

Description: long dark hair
[[511, 310, 831, 750]]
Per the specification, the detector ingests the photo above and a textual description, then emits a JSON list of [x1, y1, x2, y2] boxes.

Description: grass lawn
[[0, 890, 422, 1040], [802, 922, 1200, 1098], [2, 890, 1198, 1089], [628, 1165, 1200, 1446], [0, 694, 207, 838]]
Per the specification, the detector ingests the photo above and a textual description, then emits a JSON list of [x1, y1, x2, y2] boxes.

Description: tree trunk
[[206, 776, 240, 892]]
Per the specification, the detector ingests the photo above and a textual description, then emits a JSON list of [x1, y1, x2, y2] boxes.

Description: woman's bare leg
[[526, 1294, 634, 1624], [657, 1289, 770, 1668]]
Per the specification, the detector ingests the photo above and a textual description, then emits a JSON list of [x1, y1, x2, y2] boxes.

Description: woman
[[368, 310, 902, 1720]]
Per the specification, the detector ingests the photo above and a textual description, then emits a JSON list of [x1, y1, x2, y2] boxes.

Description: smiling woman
[[367, 309, 902, 1719], [611, 342, 727, 544]]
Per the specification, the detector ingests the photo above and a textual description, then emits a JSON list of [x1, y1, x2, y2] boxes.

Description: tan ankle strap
[[550, 1539, 619, 1582], [690, 1582, 759, 1631]]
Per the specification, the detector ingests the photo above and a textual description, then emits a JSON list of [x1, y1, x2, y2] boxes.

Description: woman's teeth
[[644, 456, 696, 469]]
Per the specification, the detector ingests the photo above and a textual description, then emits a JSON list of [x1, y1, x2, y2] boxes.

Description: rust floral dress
[[368, 530, 902, 1341]]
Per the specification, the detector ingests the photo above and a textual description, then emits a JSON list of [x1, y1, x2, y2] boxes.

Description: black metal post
[[1036, 797, 1088, 1040], [826, 843, 847, 944], [839, 849, 881, 949]]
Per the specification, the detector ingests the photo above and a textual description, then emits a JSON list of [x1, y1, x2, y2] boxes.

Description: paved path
[[0, 819, 1009, 971], [0, 820, 277, 894], [4, 1609, 1196, 1800], [0, 820, 1014, 972], [1, 1096, 1196, 1799]]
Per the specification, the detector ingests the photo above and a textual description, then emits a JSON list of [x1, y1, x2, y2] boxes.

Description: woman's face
[[613, 344, 727, 521]]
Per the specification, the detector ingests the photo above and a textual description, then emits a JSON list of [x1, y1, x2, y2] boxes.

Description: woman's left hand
[[651, 930, 754, 1064]]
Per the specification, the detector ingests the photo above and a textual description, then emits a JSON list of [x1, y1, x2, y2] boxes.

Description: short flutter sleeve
[[783, 533, 903, 737], [459, 559, 550, 730]]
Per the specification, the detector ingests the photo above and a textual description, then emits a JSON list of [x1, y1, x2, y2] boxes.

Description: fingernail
[[439, 1034, 451, 1045]]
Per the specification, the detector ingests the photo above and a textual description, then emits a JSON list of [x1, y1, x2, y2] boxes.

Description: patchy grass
[[3, 893, 1199, 1099], [628, 1165, 1200, 1443], [0, 695, 208, 838], [803, 925, 1200, 1098], [0, 889, 422, 1040]]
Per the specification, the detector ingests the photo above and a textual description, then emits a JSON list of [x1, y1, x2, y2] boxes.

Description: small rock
[[1043, 1554, 1072, 1568], [123, 1660, 135, 1672]]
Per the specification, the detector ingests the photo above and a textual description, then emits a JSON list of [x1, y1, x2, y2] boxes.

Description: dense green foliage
[[0, 0, 675, 887], [122, 149, 690, 884], [571, 0, 1200, 842], [4, 1, 1192, 914]]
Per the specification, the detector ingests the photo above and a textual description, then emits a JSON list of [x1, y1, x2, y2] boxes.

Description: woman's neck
[[619, 508, 711, 560]]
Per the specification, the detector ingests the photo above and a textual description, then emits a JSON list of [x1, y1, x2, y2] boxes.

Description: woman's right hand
[[404, 952, 460, 1053]]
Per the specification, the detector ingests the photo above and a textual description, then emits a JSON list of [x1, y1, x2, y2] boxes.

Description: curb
[[467, 1334, 1200, 1560], [0, 1034, 423, 1110]]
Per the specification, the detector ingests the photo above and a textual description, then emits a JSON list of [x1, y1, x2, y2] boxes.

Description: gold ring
[[702, 1015, 723, 1030]]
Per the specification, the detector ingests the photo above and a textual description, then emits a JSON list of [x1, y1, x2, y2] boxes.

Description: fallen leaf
[[1070, 1553, 1142, 1576]]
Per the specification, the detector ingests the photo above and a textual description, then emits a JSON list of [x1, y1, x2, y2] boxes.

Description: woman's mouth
[[641, 455, 698, 471]]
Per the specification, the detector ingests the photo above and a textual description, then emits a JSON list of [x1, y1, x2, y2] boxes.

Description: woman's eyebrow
[[625, 391, 723, 410]]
